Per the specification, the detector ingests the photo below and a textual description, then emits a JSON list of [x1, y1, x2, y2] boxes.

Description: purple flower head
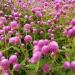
[[13, 64, 20, 71], [0, 17, 6, 23], [42, 64, 50, 73], [33, 40, 38, 45], [64, 61, 70, 69], [49, 41, 59, 53], [9, 55, 18, 64], [38, 40, 45, 47], [71, 19, 75, 26], [70, 61, 75, 71], [67, 29, 75, 37], [10, 21, 19, 30], [24, 24, 31, 32], [42, 45, 49, 55], [24, 35, 32, 43], [1, 59, 10, 70], [44, 39, 49, 45], [9, 36, 20, 44]]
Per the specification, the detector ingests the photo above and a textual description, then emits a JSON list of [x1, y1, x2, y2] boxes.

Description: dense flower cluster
[[0, 52, 20, 75], [0, 0, 75, 75]]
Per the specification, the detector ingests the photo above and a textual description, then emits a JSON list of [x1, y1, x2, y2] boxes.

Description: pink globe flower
[[63, 61, 70, 69], [42, 45, 49, 55], [36, 11, 42, 17], [1, 59, 10, 70], [70, 61, 75, 71], [33, 40, 38, 45], [9, 55, 18, 64], [13, 64, 20, 71], [24, 35, 32, 43], [0, 30, 4, 35], [38, 40, 45, 47], [67, 29, 75, 37], [9, 36, 20, 44], [49, 41, 59, 53], [42, 64, 50, 73], [24, 24, 31, 32], [10, 21, 19, 30], [71, 19, 75, 26], [44, 39, 49, 45]]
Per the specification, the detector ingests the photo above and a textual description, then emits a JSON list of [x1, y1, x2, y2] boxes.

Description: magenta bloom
[[42, 64, 50, 73], [49, 41, 59, 53], [70, 61, 75, 71], [67, 29, 75, 37], [1, 59, 10, 70], [44, 39, 49, 45], [33, 40, 38, 45], [36, 11, 42, 17], [9, 36, 20, 44], [24, 24, 31, 32], [63, 61, 70, 69], [42, 45, 49, 55], [38, 40, 45, 47], [24, 35, 32, 43], [10, 21, 19, 30], [9, 55, 18, 64], [13, 64, 20, 71], [70, 19, 75, 26]]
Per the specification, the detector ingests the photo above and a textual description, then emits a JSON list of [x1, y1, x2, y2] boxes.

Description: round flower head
[[1, 59, 9, 70], [9, 36, 20, 44], [33, 40, 38, 46], [44, 39, 49, 45], [9, 55, 18, 64], [38, 40, 45, 47], [0, 17, 6, 23], [72, 26, 75, 32], [42, 45, 49, 55], [71, 19, 75, 26], [24, 24, 31, 32], [36, 11, 42, 17], [24, 35, 32, 43], [13, 64, 20, 71], [3, 26, 11, 31], [67, 29, 75, 37], [0, 30, 4, 35], [49, 41, 59, 53], [70, 61, 75, 71], [44, 2, 49, 6], [63, 61, 70, 69], [40, 31, 44, 35], [10, 21, 19, 30], [42, 64, 50, 73], [33, 28, 37, 34], [13, 12, 19, 17]]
